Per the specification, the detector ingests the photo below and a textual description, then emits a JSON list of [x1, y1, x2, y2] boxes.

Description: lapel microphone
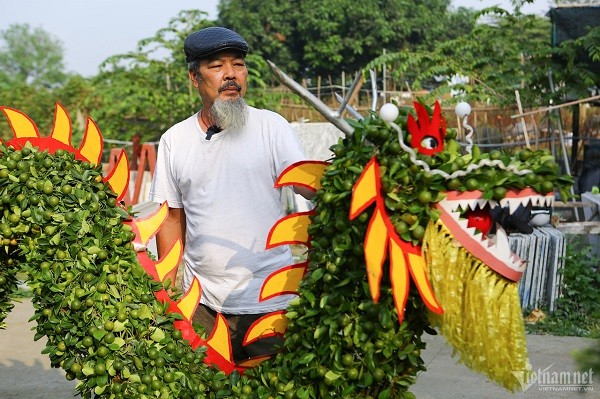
[[206, 125, 222, 140]]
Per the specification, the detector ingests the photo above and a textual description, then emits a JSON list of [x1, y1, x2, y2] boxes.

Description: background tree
[[544, 24, 600, 101], [1, 3, 598, 146], [0, 23, 67, 88], [218, 0, 473, 79]]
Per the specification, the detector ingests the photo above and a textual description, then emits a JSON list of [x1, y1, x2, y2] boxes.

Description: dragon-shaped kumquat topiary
[[0, 98, 573, 399]]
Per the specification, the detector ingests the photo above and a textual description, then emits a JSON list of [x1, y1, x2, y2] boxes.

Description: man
[[149, 27, 312, 362]]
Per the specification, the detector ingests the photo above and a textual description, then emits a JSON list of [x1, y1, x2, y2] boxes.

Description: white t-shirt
[[149, 106, 307, 314]]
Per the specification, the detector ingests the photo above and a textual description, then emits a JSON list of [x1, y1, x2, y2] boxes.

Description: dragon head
[[373, 101, 572, 281]]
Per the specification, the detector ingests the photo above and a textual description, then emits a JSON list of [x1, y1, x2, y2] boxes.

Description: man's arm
[[155, 206, 186, 291], [294, 185, 316, 200]]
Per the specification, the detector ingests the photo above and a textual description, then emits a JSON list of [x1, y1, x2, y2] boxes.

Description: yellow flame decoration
[[207, 314, 233, 362], [243, 313, 287, 345], [155, 240, 182, 282], [267, 213, 312, 247], [275, 160, 329, 191], [175, 277, 202, 321], [389, 239, 410, 321], [237, 355, 272, 368], [134, 203, 169, 245], [260, 264, 307, 301], [105, 149, 130, 201], [406, 252, 440, 311], [363, 208, 387, 302], [79, 118, 103, 165], [50, 103, 72, 146], [349, 159, 379, 217], [1, 107, 39, 138], [350, 157, 442, 321]]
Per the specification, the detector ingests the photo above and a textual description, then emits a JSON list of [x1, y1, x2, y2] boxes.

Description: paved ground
[[1, 299, 598, 398], [412, 332, 599, 398]]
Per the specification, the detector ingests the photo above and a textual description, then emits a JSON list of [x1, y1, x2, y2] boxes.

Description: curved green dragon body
[[0, 100, 572, 398]]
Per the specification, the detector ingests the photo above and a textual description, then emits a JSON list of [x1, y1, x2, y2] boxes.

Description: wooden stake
[[515, 90, 531, 148], [511, 94, 600, 119]]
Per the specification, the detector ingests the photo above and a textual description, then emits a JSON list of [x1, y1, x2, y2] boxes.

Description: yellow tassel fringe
[[423, 219, 528, 391]]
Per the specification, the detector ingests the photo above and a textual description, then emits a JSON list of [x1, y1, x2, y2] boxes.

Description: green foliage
[[368, 9, 556, 106], [219, 0, 473, 79], [581, 26, 600, 62], [548, 25, 600, 101], [0, 82, 57, 141], [525, 237, 600, 338], [574, 341, 600, 375], [218, 0, 299, 79]]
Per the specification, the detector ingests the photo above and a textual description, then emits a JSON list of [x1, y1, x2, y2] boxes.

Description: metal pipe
[[369, 69, 378, 111], [267, 60, 354, 136], [336, 71, 362, 117], [334, 92, 364, 120]]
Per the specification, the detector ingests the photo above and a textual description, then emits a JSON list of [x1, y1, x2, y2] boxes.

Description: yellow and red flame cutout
[[349, 157, 443, 321]]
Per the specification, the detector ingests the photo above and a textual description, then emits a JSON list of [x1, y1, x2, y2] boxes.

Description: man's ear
[[188, 70, 199, 88]]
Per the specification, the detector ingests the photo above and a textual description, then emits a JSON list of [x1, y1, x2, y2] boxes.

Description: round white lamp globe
[[455, 102, 472, 118], [379, 103, 399, 122]]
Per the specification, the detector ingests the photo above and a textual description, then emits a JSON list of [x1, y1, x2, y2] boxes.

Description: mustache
[[218, 81, 242, 92]]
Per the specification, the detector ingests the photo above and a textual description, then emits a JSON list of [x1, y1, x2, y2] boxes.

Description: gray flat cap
[[184, 27, 249, 63]]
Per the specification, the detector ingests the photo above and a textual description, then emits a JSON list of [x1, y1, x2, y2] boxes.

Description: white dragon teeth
[[483, 226, 522, 269], [457, 218, 470, 229], [448, 194, 553, 215], [478, 199, 492, 208], [494, 226, 511, 255], [452, 199, 472, 213], [498, 195, 554, 214]]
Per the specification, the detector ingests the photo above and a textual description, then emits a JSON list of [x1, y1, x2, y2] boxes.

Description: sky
[[0, 0, 554, 77]]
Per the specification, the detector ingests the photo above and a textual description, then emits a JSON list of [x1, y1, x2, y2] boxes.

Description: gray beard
[[209, 97, 248, 131]]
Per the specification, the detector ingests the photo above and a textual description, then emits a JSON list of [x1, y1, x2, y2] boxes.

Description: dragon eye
[[421, 137, 438, 150]]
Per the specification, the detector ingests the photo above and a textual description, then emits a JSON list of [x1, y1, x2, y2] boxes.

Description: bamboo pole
[[515, 90, 531, 148], [511, 94, 600, 119]]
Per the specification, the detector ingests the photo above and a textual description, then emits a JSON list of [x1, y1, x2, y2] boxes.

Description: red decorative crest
[[407, 101, 446, 156]]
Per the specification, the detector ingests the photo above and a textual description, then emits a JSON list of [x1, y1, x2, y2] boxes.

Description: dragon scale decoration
[[0, 84, 573, 398]]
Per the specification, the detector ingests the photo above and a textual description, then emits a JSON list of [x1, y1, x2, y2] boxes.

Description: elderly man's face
[[190, 51, 248, 108]]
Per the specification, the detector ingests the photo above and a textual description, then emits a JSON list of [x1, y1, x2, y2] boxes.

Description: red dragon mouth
[[435, 188, 555, 281]]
